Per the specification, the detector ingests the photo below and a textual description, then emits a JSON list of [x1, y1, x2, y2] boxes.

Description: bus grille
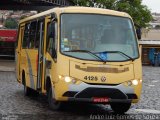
[[75, 88, 127, 99]]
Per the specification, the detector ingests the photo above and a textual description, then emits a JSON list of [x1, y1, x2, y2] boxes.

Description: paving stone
[[0, 63, 160, 119]]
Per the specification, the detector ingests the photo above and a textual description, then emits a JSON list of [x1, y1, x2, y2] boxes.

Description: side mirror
[[52, 48, 57, 59], [48, 22, 55, 38], [136, 28, 141, 40], [48, 15, 57, 61]]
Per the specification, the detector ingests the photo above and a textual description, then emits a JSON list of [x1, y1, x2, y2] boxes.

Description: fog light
[[132, 79, 138, 85], [127, 81, 132, 86], [72, 79, 77, 84], [64, 77, 72, 83]]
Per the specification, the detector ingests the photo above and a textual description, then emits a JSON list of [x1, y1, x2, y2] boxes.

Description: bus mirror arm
[[51, 18, 57, 22], [50, 14, 57, 22], [50, 13, 57, 22]]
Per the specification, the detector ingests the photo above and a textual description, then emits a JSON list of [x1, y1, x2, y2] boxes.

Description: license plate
[[93, 97, 109, 103]]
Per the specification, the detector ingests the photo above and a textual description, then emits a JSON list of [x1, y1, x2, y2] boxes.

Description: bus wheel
[[24, 85, 32, 96], [48, 87, 63, 110], [110, 102, 131, 114], [23, 76, 39, 96], [22, 73, 32, 96]]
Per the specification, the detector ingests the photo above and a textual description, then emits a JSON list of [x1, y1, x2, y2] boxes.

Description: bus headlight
[[132, 79, 138, 85], [64, 76, 72, 83], [59, 75, 81, 84], [124, 79, 139, 86], [64, 77, 78, 84]]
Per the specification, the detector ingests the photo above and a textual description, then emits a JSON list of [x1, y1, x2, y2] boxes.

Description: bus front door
[[16, 25, 24, 82], [37, 22, 44, 90]]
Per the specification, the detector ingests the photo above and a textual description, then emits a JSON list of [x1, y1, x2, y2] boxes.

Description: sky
[[142, 0, 160, 13]]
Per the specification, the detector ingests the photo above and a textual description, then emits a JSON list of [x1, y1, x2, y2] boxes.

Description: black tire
[[110, 102, 131, 114], [24, 85, 32, 96], [23, 72, 32, 96], [23, 73, 39, 97], [48, 87, 63, 110]]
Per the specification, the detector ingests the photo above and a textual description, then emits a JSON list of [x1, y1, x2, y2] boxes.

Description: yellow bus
[[16, 7, 142, 113]]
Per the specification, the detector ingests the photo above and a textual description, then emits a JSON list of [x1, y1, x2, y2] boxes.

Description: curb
[[0, 67, 15, 72]]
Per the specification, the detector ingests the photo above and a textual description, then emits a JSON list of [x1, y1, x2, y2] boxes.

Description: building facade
[[140, 29, 160, 66]]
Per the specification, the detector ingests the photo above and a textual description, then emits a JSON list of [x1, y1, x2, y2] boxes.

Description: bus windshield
[[60, 14, 139, 61]]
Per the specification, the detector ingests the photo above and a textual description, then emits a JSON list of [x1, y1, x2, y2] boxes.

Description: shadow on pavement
[[15, 93, 138, 120]]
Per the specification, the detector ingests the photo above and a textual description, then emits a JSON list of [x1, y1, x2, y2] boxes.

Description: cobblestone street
[[0, 60, 160, 120]]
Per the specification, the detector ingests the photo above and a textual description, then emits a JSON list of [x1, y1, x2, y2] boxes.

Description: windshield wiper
[[63, 50, 106, 62], [95, 51, 134, 61]]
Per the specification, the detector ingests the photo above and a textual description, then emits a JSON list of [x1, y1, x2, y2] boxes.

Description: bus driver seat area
[[101, 29, 113, 44]]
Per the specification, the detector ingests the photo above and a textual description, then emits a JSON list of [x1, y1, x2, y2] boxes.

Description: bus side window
[[47, 22, 56, 58], [35, 21, 44, 49], [29, 21, 37, 49], [22, 23, 30, 48]]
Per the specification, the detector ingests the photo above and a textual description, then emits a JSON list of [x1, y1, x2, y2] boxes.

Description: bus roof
[[19, 6, 131, 24]]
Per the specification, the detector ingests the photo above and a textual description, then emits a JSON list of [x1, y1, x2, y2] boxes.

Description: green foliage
[[74, 0, 152, 28], [4, 18, 18, 29]]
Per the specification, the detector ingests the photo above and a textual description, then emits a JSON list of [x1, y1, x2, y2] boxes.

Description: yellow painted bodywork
[[20, 49, 38, 89], [16, 7, 142, 103]]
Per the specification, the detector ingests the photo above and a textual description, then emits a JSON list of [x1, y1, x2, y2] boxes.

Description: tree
[[4, 18, 18, 29], [74, 0, 152, 28]]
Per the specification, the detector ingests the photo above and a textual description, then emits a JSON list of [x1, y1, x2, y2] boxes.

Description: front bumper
[[62, 82, 138, 103]]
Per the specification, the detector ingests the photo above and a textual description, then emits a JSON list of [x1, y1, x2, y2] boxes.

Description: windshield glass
[[60, 14, 139, 61]]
